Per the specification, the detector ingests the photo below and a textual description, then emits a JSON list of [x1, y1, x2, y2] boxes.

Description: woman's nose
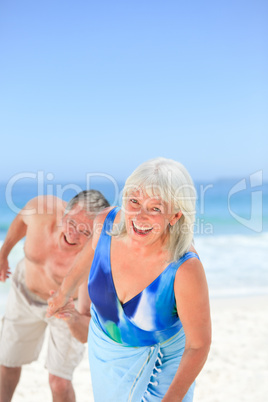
[[137, 206, 149, 219]]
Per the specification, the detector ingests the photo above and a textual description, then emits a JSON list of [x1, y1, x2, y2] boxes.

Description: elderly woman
[[47, 157, 211, 402]]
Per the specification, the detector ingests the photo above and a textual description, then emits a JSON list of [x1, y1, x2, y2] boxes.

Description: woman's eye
[[152, 207, 161, 213], [130, 199, 138, 204]]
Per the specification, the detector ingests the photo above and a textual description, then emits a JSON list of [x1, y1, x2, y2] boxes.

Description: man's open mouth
[[64, 234, 76, 246], [132, 221, 153, 236]]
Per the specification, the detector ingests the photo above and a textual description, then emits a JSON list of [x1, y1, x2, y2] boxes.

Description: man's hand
[[46, 289, 70, 317], [0, 255, 11, 282], [48, 289, 90, 343]]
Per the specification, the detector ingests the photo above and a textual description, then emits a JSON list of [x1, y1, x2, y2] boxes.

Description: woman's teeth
[[132, 222, 153, 234]]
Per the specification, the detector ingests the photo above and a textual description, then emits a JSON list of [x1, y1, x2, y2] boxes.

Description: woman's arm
[[163, 257, 211, 402], [46, 239, 95, 317], [46, 206, 113, 317], [53, 281, 92, 343]]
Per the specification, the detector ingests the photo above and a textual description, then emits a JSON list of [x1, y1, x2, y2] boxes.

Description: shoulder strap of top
[[94, 207, 120, 255], [179, 251, 200, 264], [170, 251, 200, 273], [102, 207, 120, 234]]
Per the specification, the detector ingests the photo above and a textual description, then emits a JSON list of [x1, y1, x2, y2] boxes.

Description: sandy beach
[[3, 295, 268, 402]]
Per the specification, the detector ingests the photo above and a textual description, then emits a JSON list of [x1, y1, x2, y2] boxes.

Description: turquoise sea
[[0, 173, 268, 315]]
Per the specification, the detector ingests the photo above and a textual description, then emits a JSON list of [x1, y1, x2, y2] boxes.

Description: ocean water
[[0, 175, 268, 315]]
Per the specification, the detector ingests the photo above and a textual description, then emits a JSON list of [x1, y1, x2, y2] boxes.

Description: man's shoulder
[[22, 196, 66, 223]]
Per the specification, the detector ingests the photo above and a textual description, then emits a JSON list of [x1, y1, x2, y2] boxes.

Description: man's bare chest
[[23, 229, 75, 269]]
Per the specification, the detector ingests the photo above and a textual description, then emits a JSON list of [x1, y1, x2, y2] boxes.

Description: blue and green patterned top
[[88, 207, 199, 347]]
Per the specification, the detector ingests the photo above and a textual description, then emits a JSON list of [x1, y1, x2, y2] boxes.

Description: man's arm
[[0, 196, 65, 282], [0, 210, 28, 281], [53, 281, 91, 343]]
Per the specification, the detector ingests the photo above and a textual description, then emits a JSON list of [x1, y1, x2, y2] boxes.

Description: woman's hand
[[46, 289, 71, 317], [48, 290, 76, 321], [47, 287, 91, 343], [54, 300, 76, 321]]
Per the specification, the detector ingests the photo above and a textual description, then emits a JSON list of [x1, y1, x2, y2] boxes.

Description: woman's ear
[[169, 211, 183, 227]]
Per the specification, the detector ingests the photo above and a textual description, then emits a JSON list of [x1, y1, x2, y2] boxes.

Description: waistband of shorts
[[12, 259, 48, 305]]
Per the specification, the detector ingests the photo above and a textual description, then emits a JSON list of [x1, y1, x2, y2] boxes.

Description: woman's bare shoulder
[[175, 249, 203, 279], [174, 249, 208, 302]]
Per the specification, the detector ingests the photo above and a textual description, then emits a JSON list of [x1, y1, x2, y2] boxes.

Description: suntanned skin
[[0, 195, 93, 402], [47, 192, 211, 402], [19, 197, 90, 298]]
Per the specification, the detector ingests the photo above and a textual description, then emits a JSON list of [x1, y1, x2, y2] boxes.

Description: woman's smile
[[132, 221, 153, 236]]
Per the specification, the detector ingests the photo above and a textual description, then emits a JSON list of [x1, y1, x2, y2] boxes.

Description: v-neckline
[[109, 246, 173, 307]]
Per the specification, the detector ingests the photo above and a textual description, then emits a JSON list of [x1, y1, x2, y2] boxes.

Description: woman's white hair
[[112, 157, 196, 262]]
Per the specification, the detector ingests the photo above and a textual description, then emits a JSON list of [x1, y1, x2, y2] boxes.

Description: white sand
[[195, 295, 268, 402], [3, 295, 268, 402]]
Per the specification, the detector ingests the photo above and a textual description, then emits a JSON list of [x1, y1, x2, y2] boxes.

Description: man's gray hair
[[65, 190, 110, 215]]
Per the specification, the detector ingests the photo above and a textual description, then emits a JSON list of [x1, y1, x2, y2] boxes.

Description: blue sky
[[0, 0, 267, 184]]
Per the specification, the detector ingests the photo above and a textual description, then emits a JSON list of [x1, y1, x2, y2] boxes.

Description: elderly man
[[0, 190, 109, 402]]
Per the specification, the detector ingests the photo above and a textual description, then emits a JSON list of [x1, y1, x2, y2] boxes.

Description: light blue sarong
[[88, 306, 195, 401]]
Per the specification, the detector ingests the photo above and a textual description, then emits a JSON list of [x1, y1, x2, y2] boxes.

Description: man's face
[[61, 204, 94, 249]]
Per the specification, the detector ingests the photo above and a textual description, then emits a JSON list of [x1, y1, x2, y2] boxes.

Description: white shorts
[[0, 259, 85, 380]]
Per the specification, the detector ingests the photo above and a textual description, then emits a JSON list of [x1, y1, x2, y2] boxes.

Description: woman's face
[[124, 189, 181, 247]]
